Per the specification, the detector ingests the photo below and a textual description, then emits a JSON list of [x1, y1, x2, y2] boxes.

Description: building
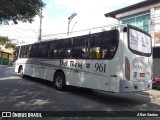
[[104, 0, 160, 46]]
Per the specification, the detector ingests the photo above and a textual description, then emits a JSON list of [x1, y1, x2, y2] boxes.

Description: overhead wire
[[41, 23, 120, 38], [24, 23, 39, 35], [0, 0, 158, 41], [41, 14, 160, 38]]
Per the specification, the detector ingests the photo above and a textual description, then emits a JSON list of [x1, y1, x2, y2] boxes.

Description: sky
[[0, 0, 144, 43]]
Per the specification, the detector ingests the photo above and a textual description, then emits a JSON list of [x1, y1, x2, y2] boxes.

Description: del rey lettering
[[60, 60, 82, 69]]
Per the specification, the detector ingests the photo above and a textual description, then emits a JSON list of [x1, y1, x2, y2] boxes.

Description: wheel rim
[[55, 76, 63, 88]]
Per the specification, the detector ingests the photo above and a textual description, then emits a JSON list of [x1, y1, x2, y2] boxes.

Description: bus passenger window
[[103, 50, 111, 58], [109, 46, 116, 58], [90, 51, 97, 58], [82, 51, 88, 58], [59, 50, 69, 58], [71, 49, 83, 58], [54, 50, 59, 57], [49, 50, 54, 57], [89, 47, 102, 59]]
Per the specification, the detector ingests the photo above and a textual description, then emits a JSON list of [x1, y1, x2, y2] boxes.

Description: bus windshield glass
[[13, 46, 20, 62], [128, 25, 151, 57]]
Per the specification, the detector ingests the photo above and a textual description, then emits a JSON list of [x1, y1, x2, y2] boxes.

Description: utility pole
[[70, 22, 78, 35], [38, 9, 44, 41], [67, 13, 77, 35]]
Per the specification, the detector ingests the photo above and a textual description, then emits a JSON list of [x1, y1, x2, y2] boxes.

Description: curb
[[149, 94, 160, 99], [138, 90, 160, 99]]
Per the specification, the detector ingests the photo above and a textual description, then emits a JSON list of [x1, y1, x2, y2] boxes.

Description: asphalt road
[[0, 67, 159, 120]]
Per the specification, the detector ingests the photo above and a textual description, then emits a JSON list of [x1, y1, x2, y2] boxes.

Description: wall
[[154, 6, 160, 45], [115, 3, 160, 46], [122, 12, 150, 34]]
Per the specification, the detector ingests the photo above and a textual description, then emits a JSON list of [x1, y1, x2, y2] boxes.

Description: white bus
[[13, 24, 152, 93]]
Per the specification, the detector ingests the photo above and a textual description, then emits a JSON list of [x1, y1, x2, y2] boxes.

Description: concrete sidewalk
[[138, 89, 160, 99], [0, 65, 10, 68]]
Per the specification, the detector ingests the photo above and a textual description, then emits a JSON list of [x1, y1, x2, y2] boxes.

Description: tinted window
[[37, 43, 44, 57], [30, 44, 38, 58], [59, 39, 71, 58], [72, 36, 89, 58], [27, 29, 119, 59], [90, 30, 119, 59], [48, 40, 59, 58], [13, 46, 20, 61], [20, 45, 31, 58]]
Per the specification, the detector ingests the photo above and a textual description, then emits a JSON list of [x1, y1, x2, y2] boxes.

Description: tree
[[0, 35, 15, 49], [5, 42, 16, 49], [0, 36, 10, 45], [0, 0, 45, 25]]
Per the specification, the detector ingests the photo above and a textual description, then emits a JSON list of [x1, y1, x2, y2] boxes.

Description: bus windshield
[[13, 46, 20, 62], [128, 25, 151, 57]]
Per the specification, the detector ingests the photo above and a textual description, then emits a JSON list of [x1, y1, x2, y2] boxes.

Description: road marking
[[0, 76, 20, 81]]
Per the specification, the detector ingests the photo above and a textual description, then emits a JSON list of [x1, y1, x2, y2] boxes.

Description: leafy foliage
[[0, 36, 10, 45], [5, 42, 16, 49], [0, 0, 45, 24], [0, 35, 15, 49]]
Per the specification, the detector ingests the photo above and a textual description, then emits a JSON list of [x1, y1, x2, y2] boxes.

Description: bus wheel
[[54, 72, 66, 91], [19, 67, 24, 78]]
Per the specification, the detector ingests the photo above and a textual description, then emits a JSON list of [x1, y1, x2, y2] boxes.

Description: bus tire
[[19, 66, 25, 78], [54, 72, 66, 91]]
